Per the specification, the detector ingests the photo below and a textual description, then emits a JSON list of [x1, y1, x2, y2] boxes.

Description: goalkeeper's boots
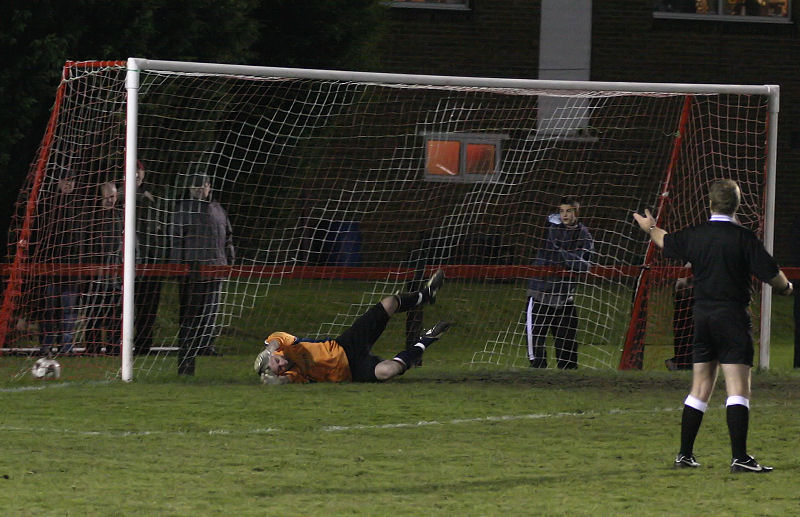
[[673, 453, 700, 468], [730, 455, 773, 473], [418, 321, 452, 348], [422, 269, 445, 305]]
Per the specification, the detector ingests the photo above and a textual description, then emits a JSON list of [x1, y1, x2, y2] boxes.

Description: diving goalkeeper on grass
[[254, 270, 449, 384]]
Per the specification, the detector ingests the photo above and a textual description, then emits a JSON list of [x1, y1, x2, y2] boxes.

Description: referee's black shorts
[[692, 301, 754, 366], [335, 303, 389, 382]]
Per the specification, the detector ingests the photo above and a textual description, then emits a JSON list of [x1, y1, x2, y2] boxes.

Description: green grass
[[1, 293, 798, 515], [3, 365, 800, 515]]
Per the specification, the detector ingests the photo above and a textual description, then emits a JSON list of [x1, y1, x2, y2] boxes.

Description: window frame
[[390, 0, 471, 11], [653, 0, 792, 23], [422, 132, 507, 183]]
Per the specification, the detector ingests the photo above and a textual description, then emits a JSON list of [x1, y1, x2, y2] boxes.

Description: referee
[[634, 179, 793, 473]]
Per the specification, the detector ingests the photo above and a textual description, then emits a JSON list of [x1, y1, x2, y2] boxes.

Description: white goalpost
[[1, 58, 778, 381]]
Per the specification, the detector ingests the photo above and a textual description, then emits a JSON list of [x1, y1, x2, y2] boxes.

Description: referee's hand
[[633, 209, 656, 234]]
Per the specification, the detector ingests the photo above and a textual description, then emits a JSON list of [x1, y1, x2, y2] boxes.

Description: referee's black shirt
[[663, 219, 779, 307]]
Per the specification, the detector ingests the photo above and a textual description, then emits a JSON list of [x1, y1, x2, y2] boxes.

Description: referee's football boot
[[421, 269, 445, 305], [673, 453, 700, 468], [418, 321, 451, 348], [730, 455, 773, 473]]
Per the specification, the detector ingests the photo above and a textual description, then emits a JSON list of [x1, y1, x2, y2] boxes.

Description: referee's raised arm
[[633, 208, 667, 249], [633, 179, 792, 474], [632, 206, 793, 296]]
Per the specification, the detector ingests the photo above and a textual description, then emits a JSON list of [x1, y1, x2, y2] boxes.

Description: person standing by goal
[[526, 197, 593, 369], [170, 169, 235, 375], [634, 179, 794, 473]]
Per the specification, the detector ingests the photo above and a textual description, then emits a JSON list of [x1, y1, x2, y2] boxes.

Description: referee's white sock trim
[[726, 395, 750, 409], [684, 395, 708, 413]]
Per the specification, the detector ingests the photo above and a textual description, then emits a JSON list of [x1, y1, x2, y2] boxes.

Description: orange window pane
[[427, 140, 460, 176], [465, 143, 495, 174]]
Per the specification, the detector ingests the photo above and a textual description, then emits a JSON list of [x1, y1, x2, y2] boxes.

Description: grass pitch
[[3, 355, 800, 515], [2, 296, 799, 515]]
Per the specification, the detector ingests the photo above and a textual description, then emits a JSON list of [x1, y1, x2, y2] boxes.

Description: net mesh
[[1, 62, 770, 379]]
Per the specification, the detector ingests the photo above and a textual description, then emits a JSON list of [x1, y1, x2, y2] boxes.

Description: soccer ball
[[31, 358, 61, 379]]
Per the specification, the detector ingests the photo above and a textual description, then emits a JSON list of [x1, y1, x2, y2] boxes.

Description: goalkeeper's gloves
[[253, 348, 276, 379]]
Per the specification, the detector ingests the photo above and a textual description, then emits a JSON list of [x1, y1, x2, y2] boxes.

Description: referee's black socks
[[680, 395, 707, 457], [726, 396, 750, 461]]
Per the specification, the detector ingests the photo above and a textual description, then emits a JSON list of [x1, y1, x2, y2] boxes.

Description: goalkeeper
[[254, 270, 449, 384], [634, 179, 793, 473]]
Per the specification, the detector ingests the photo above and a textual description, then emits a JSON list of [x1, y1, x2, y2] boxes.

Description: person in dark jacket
[[790, 216, 800, 368], [82, 181, 123, 354], [132, 160, 167, 355], [525, 196, 593, 369], [170, 168, 234, 375], [665, 271, 694, 371], [35, 172, 83, 355]]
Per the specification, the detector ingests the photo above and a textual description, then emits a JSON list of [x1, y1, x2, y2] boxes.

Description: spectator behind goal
[[81, 182, 123, 355], [525, 197, 593, 369], [169, 167, 234, 375]]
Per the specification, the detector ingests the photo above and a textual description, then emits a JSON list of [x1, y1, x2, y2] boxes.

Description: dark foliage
[[0, 0, 387, 258]]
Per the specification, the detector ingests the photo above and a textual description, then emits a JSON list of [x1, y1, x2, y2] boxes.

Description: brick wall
[[378, 0, 800, 264], [592, 1, 800, 265], [376, 0, 540, 79]]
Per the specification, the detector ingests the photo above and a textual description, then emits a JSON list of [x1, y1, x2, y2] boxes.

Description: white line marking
[[0, 425, 281, 437], [1, 402, 788, 438], [0, 382, 74, 393], [0, 380, 112, 393], [0, 407, 680, 438], [321, 408, 682, 432]]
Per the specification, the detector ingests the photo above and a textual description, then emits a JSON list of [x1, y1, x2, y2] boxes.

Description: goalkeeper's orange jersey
[[267, 331, 352, 383]]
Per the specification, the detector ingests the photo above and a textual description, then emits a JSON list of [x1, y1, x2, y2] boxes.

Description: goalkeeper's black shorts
[[335, 303, 389, 382]]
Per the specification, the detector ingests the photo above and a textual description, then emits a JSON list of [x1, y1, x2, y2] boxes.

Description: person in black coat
[[170, 168, 234, 375]]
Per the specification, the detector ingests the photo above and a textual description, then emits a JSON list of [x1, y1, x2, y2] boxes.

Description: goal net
[[0, 59, 776, 381]]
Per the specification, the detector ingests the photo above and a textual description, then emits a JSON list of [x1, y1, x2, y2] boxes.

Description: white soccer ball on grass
[[31, 358, 62, 379]]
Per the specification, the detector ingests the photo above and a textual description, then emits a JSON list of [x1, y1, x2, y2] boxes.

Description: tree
[[0, 0, 388, 259], [251, 0, 387, 70], [0, 0, 260, 257]]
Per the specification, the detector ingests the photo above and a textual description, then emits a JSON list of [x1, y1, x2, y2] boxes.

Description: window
[[424, 133, 505, 183], [654, 0, 790, 22], [391, 0, 470, 10], [427, 140, 461, 177]]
